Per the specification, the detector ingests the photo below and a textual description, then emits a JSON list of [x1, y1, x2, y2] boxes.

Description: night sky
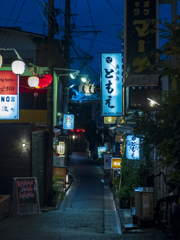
[[0, 0, 179, 85]]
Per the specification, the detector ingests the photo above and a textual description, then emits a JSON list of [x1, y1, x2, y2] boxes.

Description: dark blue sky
[[0, 0, 179, 84]]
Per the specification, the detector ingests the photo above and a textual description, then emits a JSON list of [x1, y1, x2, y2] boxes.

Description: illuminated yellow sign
[[104, 117, 116, 124], [111, 158, 122, 169]]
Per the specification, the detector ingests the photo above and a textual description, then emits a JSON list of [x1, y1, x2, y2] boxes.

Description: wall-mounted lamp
[[70, 84, 75, 88], [147, 98, 160, 107], [81, 77, 87, 83], [22, 143, 26, 148], [70, 70, 80, 79]]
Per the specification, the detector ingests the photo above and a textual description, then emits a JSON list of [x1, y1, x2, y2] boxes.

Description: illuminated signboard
[[63, 114, 74, 130], [126, 135, 140, 159], [98, 146, 107, 158], [125, 0, 158, 86], [104, 117, 116, 124], [101, 53, 123, 117], [111, 158, 122, 169], [0, 71, 19, 120], [57, 142, 65, 155]]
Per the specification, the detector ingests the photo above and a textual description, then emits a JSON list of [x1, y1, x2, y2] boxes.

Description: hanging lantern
[[0, 55, 3, 68], [43, 77, 49, 87], [36, 77, 43, 89], [11, 60, 26, 75], [43, 74, 52, 84], [28, 76, 39, 87], [36, 77, 49, 89], [83, 83, 91, 94], [90, 84, 95, 94]]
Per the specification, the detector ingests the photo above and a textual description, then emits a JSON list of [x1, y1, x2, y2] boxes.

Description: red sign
[[0, 71, 17, 95]]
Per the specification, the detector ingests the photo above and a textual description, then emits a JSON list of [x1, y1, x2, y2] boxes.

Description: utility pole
[[45, 0, 54, 206], [63, 0, 71, 130]]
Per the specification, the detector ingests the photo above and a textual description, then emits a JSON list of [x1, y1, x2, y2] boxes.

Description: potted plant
[[53, 176, 65, 206]]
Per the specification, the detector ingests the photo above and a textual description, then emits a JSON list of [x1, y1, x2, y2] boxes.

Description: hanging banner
[[63, 114, 74, 130], [104, 153, 113, 169], [126, 135, 140, 159], [0, 71, 19, 119], [124, 0, 158, 86], [101, 53, 123, 117]]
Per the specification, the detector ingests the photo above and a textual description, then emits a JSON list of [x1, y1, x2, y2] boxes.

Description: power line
[[2, 0, 26, 47], [105, 0, 124, 21], [5, 0, 18, 27]]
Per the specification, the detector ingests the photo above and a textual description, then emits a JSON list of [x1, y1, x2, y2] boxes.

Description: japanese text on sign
[[0, 71, 19, 119], [126, 0, 157, 76], [16, 179, 36, 203], [101, 53, 123, 117]]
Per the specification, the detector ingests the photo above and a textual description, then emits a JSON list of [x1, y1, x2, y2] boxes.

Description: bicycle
[[155, 194, 180, 240]]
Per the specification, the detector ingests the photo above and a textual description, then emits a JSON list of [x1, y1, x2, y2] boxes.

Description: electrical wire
[[2, 0, 26, 47], [5, 0, 18, 27], [105, 0, 124, 21]]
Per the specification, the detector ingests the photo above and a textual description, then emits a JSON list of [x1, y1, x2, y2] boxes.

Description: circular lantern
[[82, 84, 91, 94], [43, 74, 52, 84], [0, 55, 3, 68], [36, 77, 43, 89], [43, 77, 49, 87], [12, 60, 25, 74], [28, 76, 39, 87]]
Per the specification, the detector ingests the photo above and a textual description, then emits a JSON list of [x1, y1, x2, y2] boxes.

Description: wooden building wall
[[0, 124, 46, 207]]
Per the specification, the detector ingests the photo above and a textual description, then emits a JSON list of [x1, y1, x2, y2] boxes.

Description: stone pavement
[[0, 154, 165, 240]]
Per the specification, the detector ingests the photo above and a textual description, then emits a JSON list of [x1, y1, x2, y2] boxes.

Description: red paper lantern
[[44, 74, 52, 84], [35, 74, 53, 89]]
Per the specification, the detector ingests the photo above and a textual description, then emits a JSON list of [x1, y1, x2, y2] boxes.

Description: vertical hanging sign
[[126, 135, 140, 160], [125, 0, 158, 86], [63, 114, 74, 130], [101, 53, 123, 117], [0, 71, 19, 119]]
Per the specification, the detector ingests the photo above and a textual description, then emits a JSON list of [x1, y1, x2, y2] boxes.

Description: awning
[[53, 128, 61, 137], [116, 123, 136, 134]]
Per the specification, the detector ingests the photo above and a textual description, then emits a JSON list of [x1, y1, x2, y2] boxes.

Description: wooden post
[[45, 0, 54, 206]]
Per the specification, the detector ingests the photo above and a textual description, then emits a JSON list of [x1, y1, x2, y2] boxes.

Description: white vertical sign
[[101, 53, 123, 116]]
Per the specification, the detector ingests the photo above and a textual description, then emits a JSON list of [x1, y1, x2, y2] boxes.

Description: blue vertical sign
[[126, 135, 140, 160], [101, 53, 123, 116], [63, 114, 74, 130]]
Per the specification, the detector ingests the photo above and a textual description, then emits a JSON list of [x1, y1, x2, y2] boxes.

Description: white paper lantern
[[11, 60, 25, 74], [0, 55, 3, 68], [28, 76, 39, 87]]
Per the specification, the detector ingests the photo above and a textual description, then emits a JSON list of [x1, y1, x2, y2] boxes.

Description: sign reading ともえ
[[63, 114, 74, 130], [0, 71, 19, 119], [101, 53, 123, 117]]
